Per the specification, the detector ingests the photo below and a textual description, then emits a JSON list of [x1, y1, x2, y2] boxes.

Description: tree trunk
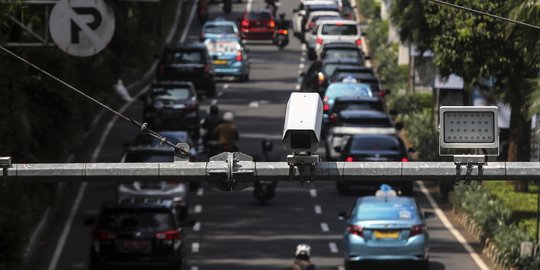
[[508, 101, 531, 192]]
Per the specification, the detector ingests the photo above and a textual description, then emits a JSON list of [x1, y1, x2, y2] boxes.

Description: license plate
[[120, 240, 151, 253], [374, 230, 399, 239], [213, 60, 228, 65]]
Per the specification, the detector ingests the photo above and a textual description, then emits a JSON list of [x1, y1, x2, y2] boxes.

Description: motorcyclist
[[285, 244, 316, 270], [213, 111, 239, 152], [197, 0, 209, 23], [276, 13, 288, 30], [265, 0, 279, 16], [201, 104, 222, 146]]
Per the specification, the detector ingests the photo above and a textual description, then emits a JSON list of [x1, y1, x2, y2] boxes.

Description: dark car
[[320, 42, 365, 64], [156, 43, 216, 97], [240, 9, 275, 41], [337, 134, 414, 195], [301, 58, 364, 95], [142, 81, 200, 136], [89, 200, 187, 270], [330, 66, 386, 96]]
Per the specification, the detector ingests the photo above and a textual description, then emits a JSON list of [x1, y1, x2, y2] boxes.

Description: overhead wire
[[428, 0, 540, 31], [0, 44, 190, 156]]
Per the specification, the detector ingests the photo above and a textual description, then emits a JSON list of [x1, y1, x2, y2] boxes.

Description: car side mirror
[[84, 218, 95, 226], [424, 211, 435, 219], [394, 122, 404, 131], [338, 211, 348, 220], [334, 146, 342, 153]]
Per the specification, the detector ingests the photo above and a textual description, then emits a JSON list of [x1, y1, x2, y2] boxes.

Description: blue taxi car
[[200, 18, 240, 42], [204, 38, 250, 81], [338, 185, 433, 270]]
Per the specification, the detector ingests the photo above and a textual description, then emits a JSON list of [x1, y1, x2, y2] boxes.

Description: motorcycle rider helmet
[[295, 244, 311, 259], [223, 111, 234, 122], [209, 104, 219, 115], [279, 13, 285, 19]]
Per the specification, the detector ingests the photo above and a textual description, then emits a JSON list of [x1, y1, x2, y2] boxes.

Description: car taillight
[[316, 37, 323, 45], [336, 22, 344, 26], [317, 72, 325, 85], [236, 51, 243, 61], [268, 20, 275, 28], [323, 96, 329, 102], [345, 156, 355, 162], [94, 230, 116, 240], [204, 64, 211, 73], [356, 38, 362, 46], [347, 225, 363, 237], [155, 230, 181, 240], [401, 157, 409, 162], [278, 29, 288, 35], [410, 224, 424, 237], [241, 19, 249, 28], [379, 90, 385, 97], [329, 113, 337, 122], [323, 103, 330, 112]]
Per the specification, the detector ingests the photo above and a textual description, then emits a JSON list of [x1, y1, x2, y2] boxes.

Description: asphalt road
[[36, 1, 496, 270]]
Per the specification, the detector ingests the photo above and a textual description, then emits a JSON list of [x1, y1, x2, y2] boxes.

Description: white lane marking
[[191, 266, 199, 270], [192, 242, 200, 253], [338, 266, 345, 270], [223, 83, 230, 89], [314, 205, 322, 214], [302, 44, 307, 51], [299, 63, 305, 69], [217, 91, 224, 97], [247, 0, 253, 12], [249, 101, 260, 108], [300, 57, 305, 62], [329, 242, 338, 253], [295, 84, 301, 90], [310, 189, 317, 197], [194, 204, 203, 213], [193, 222, 201, 232], [180, 0, 197, 43], [321, 223, 329, 232], [197, 187, 204, 196], [418, 181, 490, 270], [297, 77, 302, 83]]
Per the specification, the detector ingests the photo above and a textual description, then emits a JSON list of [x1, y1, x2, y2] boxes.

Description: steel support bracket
[[454, 155, 485, 185], [287, 154, 319, 185], [0, 157, 12, 182], [207, 152, 255, 191]]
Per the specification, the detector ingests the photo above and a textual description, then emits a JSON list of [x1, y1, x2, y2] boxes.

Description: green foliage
[[357, 0, 378, 20], [390, 0, 439, 52], [365, 19, 388, 52], [374, 43, 408, 93]]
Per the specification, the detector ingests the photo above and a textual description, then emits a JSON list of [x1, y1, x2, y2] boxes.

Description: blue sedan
[[338, 186, 433, 269], [200, 18, 240, 42], [204, 38, 250, 81]]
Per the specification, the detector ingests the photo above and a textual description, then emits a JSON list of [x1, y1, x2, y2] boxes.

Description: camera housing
[[282, 93, 323, 155]]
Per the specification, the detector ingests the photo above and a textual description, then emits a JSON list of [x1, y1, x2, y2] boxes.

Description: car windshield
[[247, 11, 271, 20], [150, 87, 192, 100], [163, 50, 203, 63], [98, 209, 174, 231], [324, 49, 361, 60], [350, 136, 401, 151], [353, 201, 418, 221], [205, 24, 235, 34], [326, 84, 372, 98], [321, 24, 357, 35]]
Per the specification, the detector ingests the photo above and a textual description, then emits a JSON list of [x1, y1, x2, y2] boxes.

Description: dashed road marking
[[217, 91, 223, 97], [300, 57, 305, 62], [299, 63, 305, 69], [223, 84, 230, 89], [314, 205, 322, 214], [338, 266, 345, 270], [321, 223, 329, 232], [192, 242, 200, 253], [197, 187, 204, 196], [329, 242, 338, 253], [310, 189, 317, 197], [295, 84, 301, 90], [194, 205, 202, 213], [193, 222, 201, 232], [191, 266, 199, 270], [249, 101, 260, 108], [297, 77, 302, 83]]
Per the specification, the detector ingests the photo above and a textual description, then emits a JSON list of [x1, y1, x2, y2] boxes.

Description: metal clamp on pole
[[287, 154, 319, 185], [0, 157, 12, 182], [453, 155, 485, 185], [207, 152, 255, 191]]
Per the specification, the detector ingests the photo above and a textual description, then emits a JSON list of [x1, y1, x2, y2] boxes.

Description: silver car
[[314, 19, 363, 59]]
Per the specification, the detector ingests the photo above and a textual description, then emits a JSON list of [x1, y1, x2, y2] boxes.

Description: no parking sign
[[49, 0, 115, 57]]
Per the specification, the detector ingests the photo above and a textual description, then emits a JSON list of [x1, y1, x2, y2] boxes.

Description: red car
[[240, 9, 275, 41]]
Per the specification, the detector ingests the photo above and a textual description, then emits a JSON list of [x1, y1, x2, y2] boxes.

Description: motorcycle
[[253, 139, 278, 204], [223, 0, 232, 14], [274, 28, 289, 50]]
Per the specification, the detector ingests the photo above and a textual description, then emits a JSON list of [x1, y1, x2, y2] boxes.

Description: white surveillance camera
[[282, 92, 323, 155]]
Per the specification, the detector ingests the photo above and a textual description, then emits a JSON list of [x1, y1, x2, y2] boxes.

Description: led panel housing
[[439, 106, 499, 149]]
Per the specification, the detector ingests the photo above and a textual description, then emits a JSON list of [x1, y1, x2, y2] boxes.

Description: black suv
[[142, 81, 200, 137], [156, 43, 216, 98], [89, 199, 187, 270]]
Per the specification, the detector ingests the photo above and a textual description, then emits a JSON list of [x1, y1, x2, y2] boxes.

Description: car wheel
[[418, 259, 429, 270]]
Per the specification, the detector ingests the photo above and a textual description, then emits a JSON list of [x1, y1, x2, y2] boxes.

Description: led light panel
[[439, 106, 499, 149]]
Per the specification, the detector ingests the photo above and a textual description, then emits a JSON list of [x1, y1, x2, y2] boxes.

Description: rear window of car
[[323, 49, 361, 60], [322, 64, 359, 76], [150, 87, 192, 100], [350, 136, 401, 152], [205, 40, 241, 53], [353, 201, 418, 221], [204, 24, 235, 34], [340, 115, 392, 127], [321, 24, 358, 35], [247, 11, 271, 20], [333, 101, 384, 112], [98, 208, 175, 231], [326, 84, 372, 98], [162, 49, 204, 64]]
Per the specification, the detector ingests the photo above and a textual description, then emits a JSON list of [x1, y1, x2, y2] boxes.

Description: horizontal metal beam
[[2, 161, 540, 183]]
